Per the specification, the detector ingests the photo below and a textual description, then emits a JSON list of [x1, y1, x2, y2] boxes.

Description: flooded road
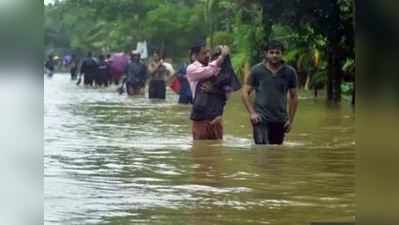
[[45, 74, 355, 225]]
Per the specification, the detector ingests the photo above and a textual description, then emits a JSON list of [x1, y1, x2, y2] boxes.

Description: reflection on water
[[45, 74, 354, 225]]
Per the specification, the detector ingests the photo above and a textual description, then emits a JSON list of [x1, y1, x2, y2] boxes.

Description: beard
[[199, 57, 210, 66], [267, 57, 282, 65]]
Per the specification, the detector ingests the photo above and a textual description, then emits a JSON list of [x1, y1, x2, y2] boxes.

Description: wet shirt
[[248, 62, 297, 123], [80, 57, 98, 75], [97, 61, 110, 77], [126, 61, 147, 84], [186, 58, 226, 121], [149, 61, 172, 81], [186, 58, 222, 98]]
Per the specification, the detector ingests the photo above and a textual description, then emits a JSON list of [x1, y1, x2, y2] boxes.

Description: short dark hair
[[190, 46, 202, 56], [153, 49, 161, 55], [153, 49, 164, 59], [264, 40, 285, 52], [190, 40, 206, 55]]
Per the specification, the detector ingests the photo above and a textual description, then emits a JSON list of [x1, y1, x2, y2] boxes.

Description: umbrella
[[110, 52, 128, 80]]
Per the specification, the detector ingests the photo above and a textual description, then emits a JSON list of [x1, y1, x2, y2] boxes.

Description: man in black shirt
[[70, 54, 79, 80], [79, 52, 98, 87], [96, 55, 110, 87], [124, 51, 148, 95], [241, 40, 299, 145], [45, 55, 55, 77]]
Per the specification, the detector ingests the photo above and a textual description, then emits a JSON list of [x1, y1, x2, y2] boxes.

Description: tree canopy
[[45, 0, 354, 102]]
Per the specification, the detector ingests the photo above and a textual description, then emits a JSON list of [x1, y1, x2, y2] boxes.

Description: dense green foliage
[[45, 0, 354, 102]]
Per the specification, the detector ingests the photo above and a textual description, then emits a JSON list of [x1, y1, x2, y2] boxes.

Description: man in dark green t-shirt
[[241, 40, 299, 145]]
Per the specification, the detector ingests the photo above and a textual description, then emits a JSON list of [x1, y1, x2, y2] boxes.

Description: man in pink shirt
[[186, 43, 230, 140]]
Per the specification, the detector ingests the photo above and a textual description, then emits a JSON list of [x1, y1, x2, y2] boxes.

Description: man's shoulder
[[86, 58, 97, 64], [189, 61, 201, 66], [187, 61, 200, 71], [251, 62, 264, 71], [162, 62, 173, 68], [282, 64, 297, 75], [81, 59, 89, 65], [98, 63, 108, 68], [127, 62, 134, 68], [249, 62, 265, 79]]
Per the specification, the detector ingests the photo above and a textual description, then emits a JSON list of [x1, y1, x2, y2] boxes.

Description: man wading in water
[[78, 52, 98, 87], [241, 40, 299, 145], [172, 53, 196, 104], [124, 50, 148, 96], [147, 50, 174, 100], [45, 55, 55, 77], [186, 43, 230, 140]]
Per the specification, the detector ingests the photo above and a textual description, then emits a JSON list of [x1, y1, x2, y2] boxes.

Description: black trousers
[[126, 81, 145, 95], [253, 122, 286, 145], [84, 73, 94, 86], [95, 74, 109, 87], [178, 94, 192, 104], [148, 80, 166, 99], [70, 68, 78, 80]]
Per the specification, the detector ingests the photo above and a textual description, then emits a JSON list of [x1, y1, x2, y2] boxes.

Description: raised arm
[[148, 61, 160, 75], [186, 56, 224, 81]]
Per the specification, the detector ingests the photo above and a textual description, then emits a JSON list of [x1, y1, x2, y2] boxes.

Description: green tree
[[258, 0, 354, 102]]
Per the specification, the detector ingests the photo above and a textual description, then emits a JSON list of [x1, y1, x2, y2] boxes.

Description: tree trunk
[[205, 0, 210, 44], [261, 7, 273, 42], [327, 47, 342, 102], [326, 0, 343, 103], [352, 0, 356, 106], [352, 79, 355, 105], [210, 20, 214, 48], [304, 73, 310, 90], [297, 71, 307, 89], [206, 0, 215, 48], [252, 4, 273, 65]]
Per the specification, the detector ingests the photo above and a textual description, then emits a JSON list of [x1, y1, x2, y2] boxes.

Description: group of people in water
[[45, 40, 298, 145]]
